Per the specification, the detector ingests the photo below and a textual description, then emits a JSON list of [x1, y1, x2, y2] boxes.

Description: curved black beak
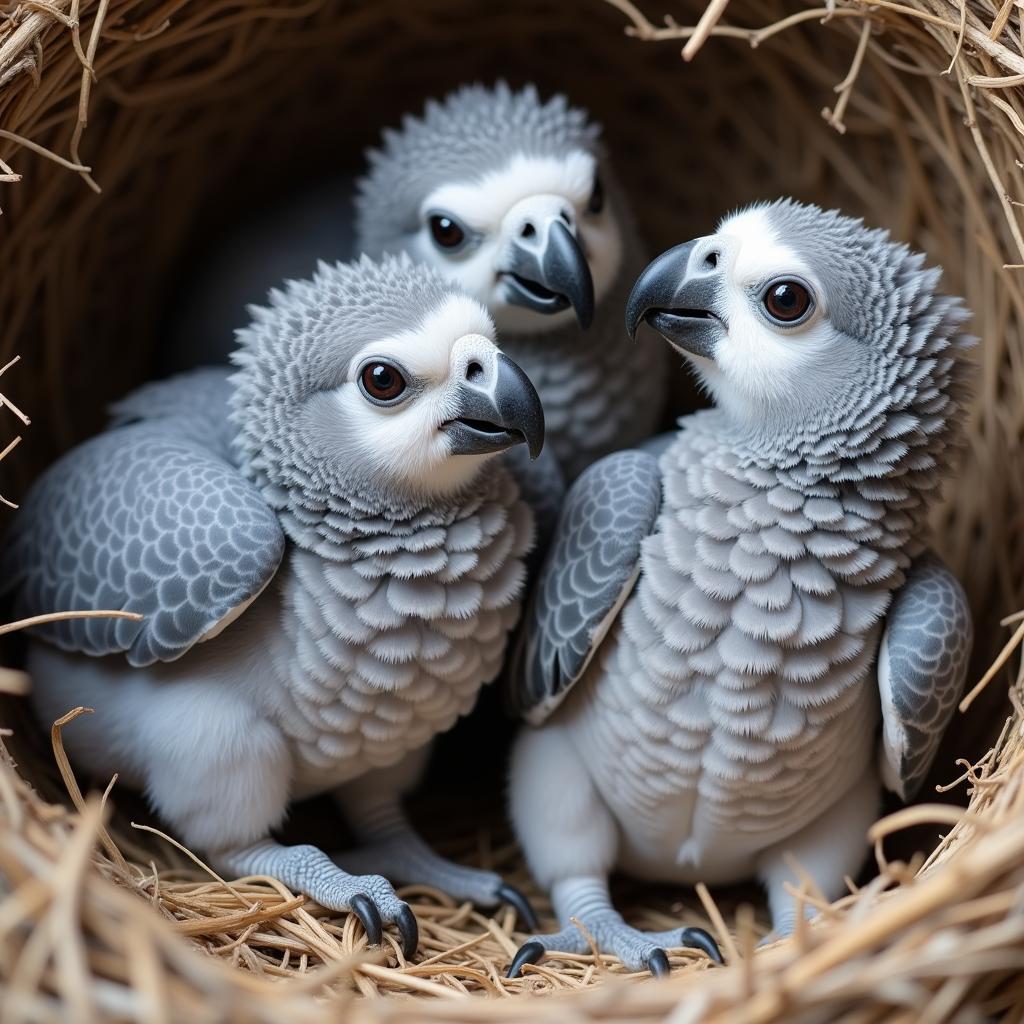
[[443, 353, 545, 460], [625, 239, 726, 360], [503, 220, 595, 329]]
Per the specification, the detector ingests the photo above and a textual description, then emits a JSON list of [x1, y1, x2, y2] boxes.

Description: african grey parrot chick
[[4, 255, 545, 957], [506, 200, 974, 978], [355, 82, 668, 485]]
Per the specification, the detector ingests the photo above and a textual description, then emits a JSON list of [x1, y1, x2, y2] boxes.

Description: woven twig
[[0, 0, 1023, 1020]]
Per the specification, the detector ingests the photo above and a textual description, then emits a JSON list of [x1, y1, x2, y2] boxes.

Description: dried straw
[[1, 0, 1024, 1020]]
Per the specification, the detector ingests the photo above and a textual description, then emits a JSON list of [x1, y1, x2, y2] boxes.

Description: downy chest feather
[[582, 411, 925, 826], [273, 470, 533, 787]]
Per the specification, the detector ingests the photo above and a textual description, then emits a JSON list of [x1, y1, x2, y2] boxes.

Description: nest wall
[[0, 0, 1023, 1021]]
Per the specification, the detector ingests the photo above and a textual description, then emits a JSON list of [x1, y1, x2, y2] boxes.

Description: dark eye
[[359, 362, 407, 403], [429, 213, 466, 250], [763, 280, 812, 324], [587, 175, 604, 215]]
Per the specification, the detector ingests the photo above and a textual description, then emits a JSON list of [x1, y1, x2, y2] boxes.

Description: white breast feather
[[276, 469, 532, 792], [568, 413, 907, 860]]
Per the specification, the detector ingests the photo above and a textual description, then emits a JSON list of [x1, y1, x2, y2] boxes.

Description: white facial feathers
[[422, 152, 597, 231], [408, 151, 623, 333], [336, 295, 506, 496], [345, 293, 496, 382], [698, 207, 837, 420]]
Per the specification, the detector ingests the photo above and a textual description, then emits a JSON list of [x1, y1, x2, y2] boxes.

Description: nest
[[1, 0, 1024, 1020]]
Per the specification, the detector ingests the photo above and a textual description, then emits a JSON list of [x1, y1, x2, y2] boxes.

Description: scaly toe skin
[[213, 845, 420, 958], [508, 914, 721, 977], [334, 842, 535, 932], [317, 871, 420, 957]]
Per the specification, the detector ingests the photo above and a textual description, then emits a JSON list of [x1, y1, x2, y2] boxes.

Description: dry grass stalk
[[0, 0, 1024, 1020]]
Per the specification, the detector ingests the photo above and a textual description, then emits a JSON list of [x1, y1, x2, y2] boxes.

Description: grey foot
[[334, 836, 538, 930], [507, 912, 722, 977], [214, 840, 418, 957]]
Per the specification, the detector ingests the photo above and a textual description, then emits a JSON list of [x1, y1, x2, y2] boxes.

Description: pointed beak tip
[[496, 352, 545, 460], [548, 220, 595, 331], [624, 290, 646, 341], [523, 401, 545, 462]]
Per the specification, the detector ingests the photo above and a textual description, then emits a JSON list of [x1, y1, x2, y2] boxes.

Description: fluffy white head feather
[[355, 83, 623, 334], [405, 151, 622, 334], [230, 255, 524, 509], [629, 199, 974, 471]]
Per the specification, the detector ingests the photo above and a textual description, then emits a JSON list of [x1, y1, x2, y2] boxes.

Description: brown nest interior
[[1, 0, 1024, 1019]]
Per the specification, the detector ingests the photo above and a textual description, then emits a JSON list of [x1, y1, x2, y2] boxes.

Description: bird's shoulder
[[3, 373, 285, 667]]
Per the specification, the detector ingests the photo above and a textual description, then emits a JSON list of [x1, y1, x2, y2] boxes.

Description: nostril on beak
[[558, 209, 572, 225], [466, 360, 484, 383], [703, 251, 719, 270], [520, 222, 536, 239]]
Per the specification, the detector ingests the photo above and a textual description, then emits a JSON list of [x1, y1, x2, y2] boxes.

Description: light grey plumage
[[506, 200, 975, 977], [507, 449, 660, 721], [878, 551, 972, 800], [354, 82, 669, 483], [4, 255, 545, 954], [163, 84, 650, 551], [5, 369, 283, 665]]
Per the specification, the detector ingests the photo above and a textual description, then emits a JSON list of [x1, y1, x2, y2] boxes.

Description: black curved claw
[[395, 902, 419, 960], [350, 893, 383, 947], [681, 926, 724, 965], [496, 883, 540, 932], [507, 940, 546, 979], [647, 947, 671, 978]]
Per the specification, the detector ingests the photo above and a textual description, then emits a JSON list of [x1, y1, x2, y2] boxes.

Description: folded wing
[[877, 552, 972, 800], [2, 369, 285, 666], [506, 450, 661, 724]]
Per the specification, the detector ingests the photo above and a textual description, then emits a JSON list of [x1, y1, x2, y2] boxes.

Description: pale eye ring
[[761, 277, 815, 326], [357, 359, 409, 405]]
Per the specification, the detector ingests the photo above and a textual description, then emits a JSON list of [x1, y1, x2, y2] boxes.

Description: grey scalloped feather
[[508, 450, 661, 723], [1, 368, 284, 666], [879, 552, 972, 800]]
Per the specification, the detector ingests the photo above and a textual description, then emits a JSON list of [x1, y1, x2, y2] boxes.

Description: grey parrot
[[3, 255, 547, 956], [354, 82, 668, 486], [505, 200, 974, 978], [166, 84, 663, 540]]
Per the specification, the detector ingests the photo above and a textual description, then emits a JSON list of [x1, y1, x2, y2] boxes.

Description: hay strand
[[0, 0, 1024, 1020]]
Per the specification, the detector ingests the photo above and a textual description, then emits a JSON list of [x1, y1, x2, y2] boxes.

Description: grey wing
[[506, 449, 661, 724], [108, 366, 239, 460], [2, 415, 285, 667], [877, 551, 973, 801]]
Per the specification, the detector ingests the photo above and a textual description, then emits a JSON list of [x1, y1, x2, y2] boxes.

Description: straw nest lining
[[1, 0, 1024, 1020]]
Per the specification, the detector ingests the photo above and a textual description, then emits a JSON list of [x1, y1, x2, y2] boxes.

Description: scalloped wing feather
[[877, 552, 972, 800], [506, 450, 661, 724], [2, 416, 285, 667]]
